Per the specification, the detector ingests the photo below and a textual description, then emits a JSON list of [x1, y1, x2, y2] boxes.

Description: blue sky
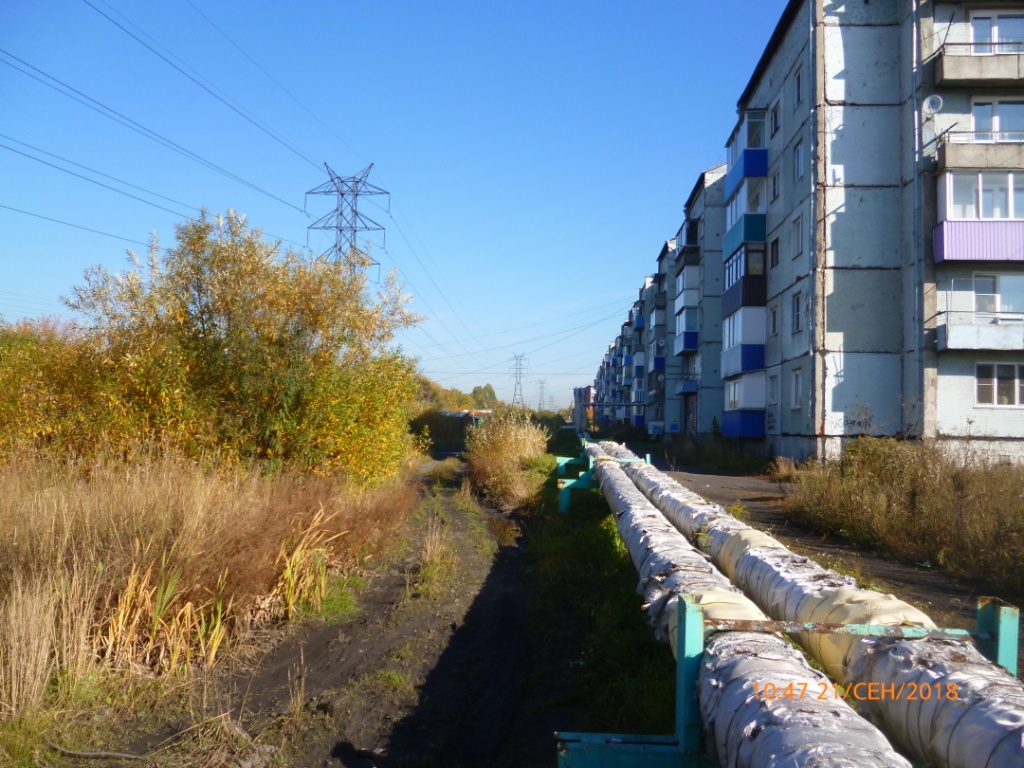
[[2, 1, 787, 407]]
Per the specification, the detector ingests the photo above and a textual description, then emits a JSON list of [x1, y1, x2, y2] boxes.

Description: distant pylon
[[511, 354, 527, 409], [305, 163, 388, 264], [537, 380, 546, 411]]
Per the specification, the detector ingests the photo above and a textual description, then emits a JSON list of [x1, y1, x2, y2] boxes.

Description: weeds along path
[[221, 462, 575, 768]]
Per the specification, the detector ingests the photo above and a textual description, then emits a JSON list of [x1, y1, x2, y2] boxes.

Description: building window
[[770, 170, 779, 201], [768, 374, 779, 405], [723, 312, 740, 349], [770, 102, 780, 136], [792, 292, 803, 332], [973, 273, 1024, 315], [972, 100, 1024, 142], [793, 140, 804, 181], [948, 171, 1024, 219], [770, 237, 779, 268], [976, 363, 1024, 405], [770, 305, 779, 336], [791, 368, 802, 408], [792, 216, 803, 256], [726, 380, 741, 410], [793, 66, 803, 109], [971, 12, 1024, 55]]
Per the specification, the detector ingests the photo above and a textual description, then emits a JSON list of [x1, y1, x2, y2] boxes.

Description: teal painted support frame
[[556, 594, 1020, 767], [555, 595, 712, 767], [976, 597, 1020, 676]]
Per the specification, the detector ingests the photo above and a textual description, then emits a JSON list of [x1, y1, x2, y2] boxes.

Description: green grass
[[305, 574, 366, 622], [526, 486, 675, 733]]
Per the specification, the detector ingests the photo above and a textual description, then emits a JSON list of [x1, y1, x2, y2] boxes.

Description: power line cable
[[0, 51, 304, 214], [1, 142, 191, 218], [0, 133, 306, 248], [81, 0, 321, 172], [180, 0, 364, 163], [0, 203, 149, 246]]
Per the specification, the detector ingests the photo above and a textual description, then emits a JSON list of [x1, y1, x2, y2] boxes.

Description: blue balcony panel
[[675, 378, 699, 394], [623, 355, 633, 366], [722, 409, 765, 438], [633, 414, 646, 427], [724, 148, 769, 201], [634, 316, 645, 328], [673, 331, 699, 356], [721, 344, 765, 379], [723, 213, 767, 258], [653, 356, 666, 372]]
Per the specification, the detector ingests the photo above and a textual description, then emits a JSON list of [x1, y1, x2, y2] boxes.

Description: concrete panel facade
[[823, 351, 904, 436]]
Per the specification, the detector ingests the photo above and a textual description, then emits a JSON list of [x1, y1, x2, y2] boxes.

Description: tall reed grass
[[464, 411, 549, 509], [0, 454, 417, 723], [782, 438, 1024, 592]]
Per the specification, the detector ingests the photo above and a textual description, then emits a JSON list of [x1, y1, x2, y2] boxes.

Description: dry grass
[[0, 453, 418, 727], [465, 411, 549, 509], [783, 438, 1024, 592]]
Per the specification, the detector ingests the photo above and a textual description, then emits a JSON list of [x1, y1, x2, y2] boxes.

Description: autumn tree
[[3, 211, 420, 478]]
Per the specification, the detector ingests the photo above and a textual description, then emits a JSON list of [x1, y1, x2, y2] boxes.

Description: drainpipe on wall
[[813, 0, 829, 459]]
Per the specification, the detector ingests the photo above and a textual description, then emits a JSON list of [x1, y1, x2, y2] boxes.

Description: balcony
[[721, 410, 765, 439], [721, 344, 765, 379], [939, 313, 1024, 350], [674, 331, 698, 356], [721, 274, 767, 317], [937, 42, 1024, 86], [938, 132, 1024, 171], [724, 148, 769, 201], [937, 277, 1024, 350], [724, 213, 767, 258], [674, 374, 699, 395], [933, 221, 1024, 262], [679, 244, 700, 266]]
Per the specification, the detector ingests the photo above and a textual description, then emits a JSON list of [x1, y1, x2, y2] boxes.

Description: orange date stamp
[[751, 681, 960, 702]]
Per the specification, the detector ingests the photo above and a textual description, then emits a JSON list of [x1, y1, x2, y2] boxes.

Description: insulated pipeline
[[586, 447, 911, 768], [598, 441, 1024, 768]]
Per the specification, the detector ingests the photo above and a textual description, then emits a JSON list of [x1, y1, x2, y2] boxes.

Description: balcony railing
[[937, 277, 1024, 350], [942, 41, 1024, 56], [937, 42, 1024, 84]]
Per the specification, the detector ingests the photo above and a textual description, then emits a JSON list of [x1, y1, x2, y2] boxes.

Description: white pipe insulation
[[586, 448, 911, 768], [597, 441, 1024, 768]]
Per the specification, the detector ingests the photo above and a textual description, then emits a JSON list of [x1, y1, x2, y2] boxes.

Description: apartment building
[[673, 164, 727, 436], [588, 0, 1024, 460]]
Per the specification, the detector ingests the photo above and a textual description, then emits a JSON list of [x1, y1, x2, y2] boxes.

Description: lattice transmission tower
[[537, 380, 546, 412], [511, 354, 527, 409], [305, 163, 388, 264]]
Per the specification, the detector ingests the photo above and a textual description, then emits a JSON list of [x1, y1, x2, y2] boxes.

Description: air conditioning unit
[[657, 339, 666, 348]]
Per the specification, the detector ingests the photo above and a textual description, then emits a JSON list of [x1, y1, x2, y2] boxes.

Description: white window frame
[[793, 66, 803, 110], [976, 363, 1024, 406], [770, 170, 780, 201], [770, 101, 781, 137], [791, 368, 802, 409], [792, 292, 803, 332], [947, 171, 1024, 220], [768, 374, 779, 405], [793, 140, 804, 181], [726, 380, 741, 411], [971, 99, 1024, 142], [792, 215, 803, 257], [770, 305, 779, 336], [970, 11, 1024, 55]]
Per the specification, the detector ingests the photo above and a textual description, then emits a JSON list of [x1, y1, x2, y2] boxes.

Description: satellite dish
[[923, 95, 944, 117]]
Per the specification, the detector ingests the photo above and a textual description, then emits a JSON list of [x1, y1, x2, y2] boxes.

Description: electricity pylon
[[306, 163, 388, 264]]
